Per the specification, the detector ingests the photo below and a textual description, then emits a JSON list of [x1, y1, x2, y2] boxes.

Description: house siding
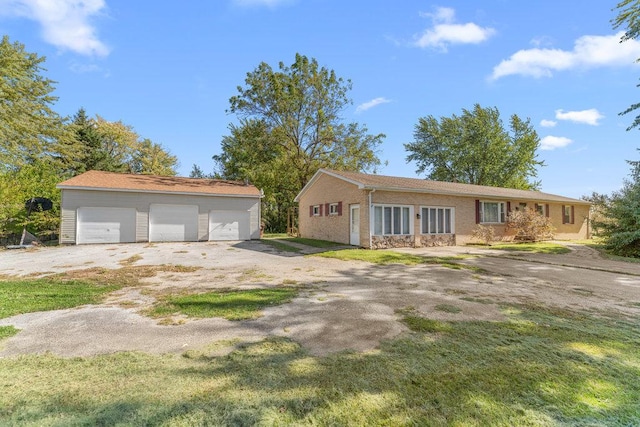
[[297, 172, 590, 248], [297, 174, 367, 245], [60, 189, 260, 244]]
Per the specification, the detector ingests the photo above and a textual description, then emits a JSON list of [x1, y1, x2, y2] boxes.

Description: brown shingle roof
[[57, 170, 261, 197], [308, 169, 588, 204]]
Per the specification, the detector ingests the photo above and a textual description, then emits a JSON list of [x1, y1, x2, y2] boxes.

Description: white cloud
[[555, 108, 604, 126], [491, 31, 640, 80], [413, 7, 495, 51], [540, 135, 573, 150], [540, 119, 557, 128], [0, 0, 109, 56], [355, 97, 391, 113]]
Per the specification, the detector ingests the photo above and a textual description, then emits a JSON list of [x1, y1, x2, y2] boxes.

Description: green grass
[[261, 232, 288, 239], [286, 237, 342, 248], [259, 239, 302, 253], [583, 241, 640, 263], [488, 242, 571, 254], [0, 305, 637, 425], [315, 249, 482, 271], [0, 326, 19, 339], [147, 287, 300, 321], [0, 279, 121, 319]]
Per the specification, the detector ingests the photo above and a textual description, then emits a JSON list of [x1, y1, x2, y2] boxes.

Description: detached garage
[[57, 171, 262, 245]]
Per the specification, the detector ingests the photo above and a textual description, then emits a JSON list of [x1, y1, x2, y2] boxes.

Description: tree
[[614, 0, 640, 130], [189, 164, 215, 179], [0, 35, 74, 170], [67, 110, 178, 176], [591, 151, 640, 257], [221, 53, 385, 231], [405, 104, 544, 190]]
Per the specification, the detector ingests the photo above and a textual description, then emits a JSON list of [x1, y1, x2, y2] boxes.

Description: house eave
[[56, 185, 262, 199]]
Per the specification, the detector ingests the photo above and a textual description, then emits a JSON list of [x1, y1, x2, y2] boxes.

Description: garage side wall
[[60, 189, 260, 244]]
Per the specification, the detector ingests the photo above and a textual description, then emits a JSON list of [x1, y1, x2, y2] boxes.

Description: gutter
[[368, 189, 375, 249]]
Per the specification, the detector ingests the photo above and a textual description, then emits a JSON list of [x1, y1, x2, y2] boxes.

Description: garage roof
[[58, 170, 261, 197]]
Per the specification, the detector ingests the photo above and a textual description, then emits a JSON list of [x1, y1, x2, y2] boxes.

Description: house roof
[[295, 169, 589, 205], [57, 170, 262, 197]]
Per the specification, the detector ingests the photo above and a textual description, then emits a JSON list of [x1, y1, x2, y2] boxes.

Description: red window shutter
[[319, 204, 323, 217], [475, 200, 480, 224], [545, 204, 550, 218], [337, 201, 342, 216], [507, 201, 511, 213], [534, 203, 539, 212], [310, 205, 314, 217], [325, 203, 330, 216], [562, 205, 566, 224], [571, 205, 575, 224]]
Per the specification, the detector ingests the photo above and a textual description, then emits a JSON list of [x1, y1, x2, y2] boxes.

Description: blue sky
[[1, 0, 639, 198]]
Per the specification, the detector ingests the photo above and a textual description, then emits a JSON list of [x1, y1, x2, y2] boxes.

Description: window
[[535, 203, 548, 216], [312, 205, 320, 216], [562, 205, 574, 224], [421, 207, 454, 234], [329, 203, 339, 215], [373, 205, 412, 236], [480, 201, 506, 223]]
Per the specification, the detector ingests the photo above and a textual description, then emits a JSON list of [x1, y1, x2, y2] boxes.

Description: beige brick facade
[[296, 170, 591, 249]]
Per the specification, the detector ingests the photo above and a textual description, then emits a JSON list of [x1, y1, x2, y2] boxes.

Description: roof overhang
[[56, 185, 262, 199]]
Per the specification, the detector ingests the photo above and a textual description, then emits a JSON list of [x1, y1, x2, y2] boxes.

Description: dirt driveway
[[1, 241, 639, 358]]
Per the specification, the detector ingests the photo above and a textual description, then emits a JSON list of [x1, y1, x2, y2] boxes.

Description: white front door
[[350, 204, 360, 246]]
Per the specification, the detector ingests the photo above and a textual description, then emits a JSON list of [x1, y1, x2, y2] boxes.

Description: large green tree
[[68, 109, 178, 176], [405, 104, 544, 190], [614, 0, 640, 129], [0, 35, 74, 170], [591, 151, 640, 257], [220, 53, 385, 231]]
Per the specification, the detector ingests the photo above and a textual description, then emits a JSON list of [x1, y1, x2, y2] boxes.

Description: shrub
[[471, 224, 495, 245], [506, 208, 555, 242]]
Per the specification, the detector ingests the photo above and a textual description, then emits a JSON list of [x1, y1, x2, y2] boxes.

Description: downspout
[[368, 189, 376, 249]]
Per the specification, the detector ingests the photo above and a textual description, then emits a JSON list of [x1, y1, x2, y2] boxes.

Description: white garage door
[[77, 207, 136, 244], [149, 204, 198, 242], [209, 210, 251, 241]]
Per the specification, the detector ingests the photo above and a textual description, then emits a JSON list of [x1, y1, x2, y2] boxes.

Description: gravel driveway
[[1, 241, 639, 358]]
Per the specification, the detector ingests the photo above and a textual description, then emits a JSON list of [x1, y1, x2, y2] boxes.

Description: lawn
[[0, 304, 638, 425], [482, 242, 571, 254], [146, 287, 300, 321], [315, 249, 482, 271], [0, 278, 121, 319]]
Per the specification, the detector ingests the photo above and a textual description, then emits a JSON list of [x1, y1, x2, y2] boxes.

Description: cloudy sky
[[1, 0, 639, 197]]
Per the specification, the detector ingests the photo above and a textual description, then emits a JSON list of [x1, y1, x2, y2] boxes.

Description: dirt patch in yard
[[1, 241, 638, 357]]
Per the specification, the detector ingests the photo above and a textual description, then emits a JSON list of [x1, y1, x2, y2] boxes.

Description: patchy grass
[[262, 233, 289, 239], [434, 304, 462, 313], [146, 287, 300, 321], [315, 249, 483, 271], [0, 278, 121, 319], [286, 237, 342, 248], [2, 305, 636, 425], [259, 239, 302, 253], [583, 241, 640, 264], [0, 326, 19, 339], [489, 242, 571, 254]]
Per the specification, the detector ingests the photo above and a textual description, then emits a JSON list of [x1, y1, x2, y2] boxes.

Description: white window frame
[[480, 201, 506, 224], [372, 204, 413, 236], [329, 203, 339, 215], [420, 206, 455, 235], [312, 205, 320, 216]]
